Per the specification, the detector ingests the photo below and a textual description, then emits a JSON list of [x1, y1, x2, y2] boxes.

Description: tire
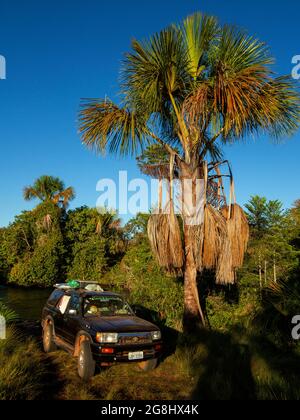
[[138, 358, 158, 372], [78, 340, 96, 381], [43, 322, 57, 353]]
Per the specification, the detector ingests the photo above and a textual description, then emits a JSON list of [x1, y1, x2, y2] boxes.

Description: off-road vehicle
[[41, 281, 162, 380]]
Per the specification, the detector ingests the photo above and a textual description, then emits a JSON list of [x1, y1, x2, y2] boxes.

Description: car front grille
[[118, 332, 152, 345]]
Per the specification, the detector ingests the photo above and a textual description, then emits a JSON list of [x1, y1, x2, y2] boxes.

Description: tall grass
[[0, 302, 47, 400]]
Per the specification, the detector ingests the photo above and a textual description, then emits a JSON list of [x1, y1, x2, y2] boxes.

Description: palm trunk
[[180, 160, 206, 331], [183, 224, 205, 331]]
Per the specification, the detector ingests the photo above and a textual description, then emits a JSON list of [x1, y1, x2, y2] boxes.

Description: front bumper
[[91, 341, 163, 365]]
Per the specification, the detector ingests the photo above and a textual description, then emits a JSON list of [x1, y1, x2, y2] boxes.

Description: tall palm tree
[[24, 175, 75, 209], [79, 13, 300, 329]]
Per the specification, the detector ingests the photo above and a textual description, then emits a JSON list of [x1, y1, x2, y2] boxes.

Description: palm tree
[[24, 175, 75, 209], [79, 13, 300, 329]]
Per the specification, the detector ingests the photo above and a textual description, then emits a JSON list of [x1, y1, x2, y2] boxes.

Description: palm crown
[[79, 13, 299, 164], [78, 12, 300, 328], [24, 175, 75, 209]]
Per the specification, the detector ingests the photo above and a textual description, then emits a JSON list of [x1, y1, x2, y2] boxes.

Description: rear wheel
[[43, 322, 57, 353], [138, 358, 158, 372], [78, 340, 96, 381]]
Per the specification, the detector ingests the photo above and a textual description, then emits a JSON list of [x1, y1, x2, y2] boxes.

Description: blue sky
[[0, 0, 299, 227]]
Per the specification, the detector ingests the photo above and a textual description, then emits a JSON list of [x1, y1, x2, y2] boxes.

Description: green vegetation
[[0, 304, 48, 400], [0, 187, 300, 399], [0, 201, 126, 288]]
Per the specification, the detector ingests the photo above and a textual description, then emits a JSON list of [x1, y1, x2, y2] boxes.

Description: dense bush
[[68, 237, 107, 281], [104, 238, 184, 329], [6, 202, 65, 287], [9, 235, 65, 287], [0, 204, 125, 287]]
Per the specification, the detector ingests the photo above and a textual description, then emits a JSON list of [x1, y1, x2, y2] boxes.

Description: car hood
[[86, 316, 158, 333]]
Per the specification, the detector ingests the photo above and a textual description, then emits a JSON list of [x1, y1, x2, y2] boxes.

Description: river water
[[0, 286, 52, 320]]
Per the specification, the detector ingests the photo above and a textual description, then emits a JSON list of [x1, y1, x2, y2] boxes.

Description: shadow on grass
[[175, 325, 300, 400], [10, 300, 300, 400], [135, 303, 300, 400]]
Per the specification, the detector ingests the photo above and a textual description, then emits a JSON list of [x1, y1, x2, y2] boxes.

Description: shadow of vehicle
[[131, 304, 179, 360]]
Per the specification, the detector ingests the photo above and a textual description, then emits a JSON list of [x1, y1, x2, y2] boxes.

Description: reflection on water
[[0, 286, 52, 320]]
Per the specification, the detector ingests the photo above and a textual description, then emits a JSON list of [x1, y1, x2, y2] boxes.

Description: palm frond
[[200, 137, 224, 162], [183, 27, 300, 141], [121, 27, 191, 122], [79, 99, 150, 156], [53, 187, 76, 209], [181, 12, 219, 80], [23, 187, 42, 201], [60, 187, 76, 209], [0, 302, 18, 323]]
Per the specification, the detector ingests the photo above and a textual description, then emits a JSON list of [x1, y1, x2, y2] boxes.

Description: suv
[[41, 282, 162, 380]]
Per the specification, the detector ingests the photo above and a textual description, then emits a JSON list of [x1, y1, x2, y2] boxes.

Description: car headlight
[[96, 332, 118, 343], [151, 330, 161, 341]]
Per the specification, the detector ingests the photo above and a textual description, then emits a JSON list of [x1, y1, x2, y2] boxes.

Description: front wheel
[[78, 340, 96, 381], [138, 358, 158, 372]]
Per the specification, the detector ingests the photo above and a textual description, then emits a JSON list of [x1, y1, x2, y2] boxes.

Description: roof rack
[[54, 280, 104, 292]]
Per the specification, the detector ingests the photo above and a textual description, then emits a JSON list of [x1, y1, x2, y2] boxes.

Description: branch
[[210, 127, 225, 144], [147, 130, 183, 161], [200, 127, 225, 160], [208, 175, 231, 179], [208, 160, 229, 171], [20, 228, 31, 251]]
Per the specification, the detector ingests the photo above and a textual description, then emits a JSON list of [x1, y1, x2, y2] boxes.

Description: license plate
[[128, 351, 144, 360]]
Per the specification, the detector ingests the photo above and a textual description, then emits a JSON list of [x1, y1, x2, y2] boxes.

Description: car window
[[84, 296, 133, 317], [56, 295, 71, 314], [47, 289, 64, 307], [69, 294, 81, 312]]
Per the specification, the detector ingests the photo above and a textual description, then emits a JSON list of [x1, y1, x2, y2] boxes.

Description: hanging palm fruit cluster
[[141, 152, 249, 284]]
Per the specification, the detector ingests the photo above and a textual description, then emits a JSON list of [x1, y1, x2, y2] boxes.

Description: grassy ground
[[45, 350, 192, 400], [1, 322, 299, 400]]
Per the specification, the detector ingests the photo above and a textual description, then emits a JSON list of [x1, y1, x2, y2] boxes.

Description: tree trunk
[[258, 253, 262, 290], [183, 225, 202, 331], [264, 260, 267, 286], [273, 252, 277, 284], [180, 160, 206, 331]]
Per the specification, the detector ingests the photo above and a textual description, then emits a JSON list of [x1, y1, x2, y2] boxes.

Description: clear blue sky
[[0, 0, 299, 227]]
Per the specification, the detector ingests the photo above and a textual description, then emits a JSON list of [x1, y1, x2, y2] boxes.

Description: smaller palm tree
[[23, 175, 75, 209], [0, 302, 18, 323]]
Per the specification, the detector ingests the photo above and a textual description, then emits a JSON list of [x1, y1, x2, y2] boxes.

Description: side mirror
[[68, 309, 77, 316]]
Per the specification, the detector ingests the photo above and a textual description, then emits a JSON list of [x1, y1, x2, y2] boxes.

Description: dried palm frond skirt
[[186, 205, 235, 284], [147, 208, 184, 273], [222, 204, 249, 269], [147, 204, 249, 285], [202, 205, 235, 285]]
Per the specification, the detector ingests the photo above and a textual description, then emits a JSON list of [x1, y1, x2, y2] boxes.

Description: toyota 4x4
[[41, 282, 163, 380]]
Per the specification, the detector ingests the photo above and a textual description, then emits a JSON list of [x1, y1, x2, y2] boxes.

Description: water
[[0, 286, 52, 320]]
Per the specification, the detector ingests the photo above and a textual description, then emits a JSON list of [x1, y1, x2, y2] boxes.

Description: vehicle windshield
[[84, 295, 133, 317]]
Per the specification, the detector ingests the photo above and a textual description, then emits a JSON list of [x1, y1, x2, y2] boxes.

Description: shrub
[[9, 234, 65, 287], [68, 237, 108, 281], [103, 239, 183, 328]]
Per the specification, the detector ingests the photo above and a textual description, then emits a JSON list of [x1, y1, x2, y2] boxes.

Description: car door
[[62, 293, 82, 345], [54, 294, 71, 340]]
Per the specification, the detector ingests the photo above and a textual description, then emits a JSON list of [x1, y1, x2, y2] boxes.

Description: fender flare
[[74, 330, 93, 357]]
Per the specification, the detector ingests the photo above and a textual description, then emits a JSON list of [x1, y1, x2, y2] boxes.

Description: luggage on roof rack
[[54, 280, 104, 292]]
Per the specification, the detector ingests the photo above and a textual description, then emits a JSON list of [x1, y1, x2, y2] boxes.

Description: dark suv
[[41, 282, 162, 380]]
